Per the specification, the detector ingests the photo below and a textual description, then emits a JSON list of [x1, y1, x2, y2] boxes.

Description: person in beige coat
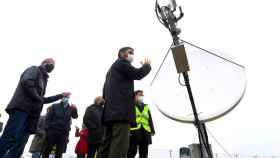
[[29, 114, 47, 158]]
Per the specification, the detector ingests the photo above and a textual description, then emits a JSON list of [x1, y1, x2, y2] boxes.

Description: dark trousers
[[88, 143, 100, 158], [0, 110, 30, 158], [127, 141, 149, 158], [41, 130, 68, 158], [97, 122, 130, 158], [3, 132, 30, 158]]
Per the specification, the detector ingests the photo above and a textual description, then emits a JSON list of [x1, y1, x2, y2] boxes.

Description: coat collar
[[39, 66, 49, 79]]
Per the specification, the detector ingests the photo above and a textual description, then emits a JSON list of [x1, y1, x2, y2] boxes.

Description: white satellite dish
[[150, 41, 246, 124]]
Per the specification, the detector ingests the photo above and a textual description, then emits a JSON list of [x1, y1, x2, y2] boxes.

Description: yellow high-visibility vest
[[130, 104, 151, 133]]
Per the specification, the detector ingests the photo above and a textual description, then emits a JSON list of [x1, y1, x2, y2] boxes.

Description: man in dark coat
[[41, 96, 78, 158], [83, 96, 105, 158], [97, 47, 151, 158], [0, 58, 70, 158], [127, 90, 155, 158]]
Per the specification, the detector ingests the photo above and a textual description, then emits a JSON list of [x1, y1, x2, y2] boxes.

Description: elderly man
[[0, 58, 70, 158], [83, 96, 105, 158]]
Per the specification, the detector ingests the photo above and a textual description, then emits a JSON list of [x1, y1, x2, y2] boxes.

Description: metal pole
[[173, 37, 212, 158], [169, 149, 173, 158]]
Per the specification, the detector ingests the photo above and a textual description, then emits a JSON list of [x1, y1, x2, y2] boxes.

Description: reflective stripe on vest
[[130, 104, 151, 133]]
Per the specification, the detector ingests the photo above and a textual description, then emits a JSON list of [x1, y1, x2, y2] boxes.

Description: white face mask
[[126, 54, 134, 63], [137, 96, 144, 103]]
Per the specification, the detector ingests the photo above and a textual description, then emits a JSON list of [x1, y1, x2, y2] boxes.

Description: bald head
[[41, 58, 55, 65], [41, 58, 55, 73], [94, 96, 105, 106]]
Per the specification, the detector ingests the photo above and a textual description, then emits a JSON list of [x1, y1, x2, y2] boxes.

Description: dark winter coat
[[45, 102, 78, 134], [83, 104, 104, 144], [102, 59, 151, 124], [5, 66, 63, 133], [130, 103, 155, 145], [29, 115, 46, 152]]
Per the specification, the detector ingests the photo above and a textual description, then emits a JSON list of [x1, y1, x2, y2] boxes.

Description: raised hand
[[62, 92, 71, 98], [140, 58, 151, 65]]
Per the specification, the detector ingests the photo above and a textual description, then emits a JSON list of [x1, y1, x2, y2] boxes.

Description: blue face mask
[[62, 98, 69, 105]]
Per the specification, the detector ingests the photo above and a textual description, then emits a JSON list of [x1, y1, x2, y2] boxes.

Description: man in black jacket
[[83, 96, 105, 158], [127, 90, 155, 158], [0, 58, 70, 158], [97, 47, 151, 158], [41, 96, 78, 158]]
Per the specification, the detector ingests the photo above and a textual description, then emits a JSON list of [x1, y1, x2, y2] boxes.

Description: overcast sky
[[1, 0, 280, 157]]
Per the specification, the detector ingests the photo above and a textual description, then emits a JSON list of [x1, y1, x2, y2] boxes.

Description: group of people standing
[[0, 46, 155, 158], [28, 95, 104, 158]]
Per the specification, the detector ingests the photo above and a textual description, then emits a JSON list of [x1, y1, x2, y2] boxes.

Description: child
[[75, 124, 89, 158]]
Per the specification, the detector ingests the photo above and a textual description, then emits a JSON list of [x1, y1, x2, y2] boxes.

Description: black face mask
[[44, 64, 54, 73]]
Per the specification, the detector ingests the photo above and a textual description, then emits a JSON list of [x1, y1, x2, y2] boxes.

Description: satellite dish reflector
[[150, 42, 246, 123]]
